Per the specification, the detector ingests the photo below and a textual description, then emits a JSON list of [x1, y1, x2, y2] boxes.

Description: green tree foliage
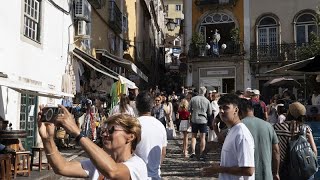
[[296, 32, 320, 60], [188, 33, 205, 57], [295, 7, 320, 95]]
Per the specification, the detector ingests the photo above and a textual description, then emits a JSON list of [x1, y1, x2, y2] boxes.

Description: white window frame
[[295, 13, 317, 45], [257, 17, 278, 46], [258, 27, 278, 45], [176, 5, 181, 11], [175, 18, 181, 26], [256, 16, 279, 57], [23, 0, 41, 42]]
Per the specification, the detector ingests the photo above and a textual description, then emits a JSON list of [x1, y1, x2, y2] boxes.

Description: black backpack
[[288, 124, 318, 180], [252, 100, 264, 120]]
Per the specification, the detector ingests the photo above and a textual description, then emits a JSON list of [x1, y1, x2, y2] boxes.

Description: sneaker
[[189, 153, 196, 159]]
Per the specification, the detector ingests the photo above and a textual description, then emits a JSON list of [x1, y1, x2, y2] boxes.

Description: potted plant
[[230, 27, 240, 53], [188, 32, 205, 57]]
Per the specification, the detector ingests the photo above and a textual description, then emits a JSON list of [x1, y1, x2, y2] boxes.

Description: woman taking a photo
[[38, 105, 147, 180]]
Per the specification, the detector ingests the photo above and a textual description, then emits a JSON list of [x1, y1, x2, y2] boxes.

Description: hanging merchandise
[[62, 97, 73, 107], [110, 75, 138, 111]]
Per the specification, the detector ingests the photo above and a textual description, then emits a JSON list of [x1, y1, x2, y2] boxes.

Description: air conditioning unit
[[77, 20, 87, 36], [74, 0, 90, 21]]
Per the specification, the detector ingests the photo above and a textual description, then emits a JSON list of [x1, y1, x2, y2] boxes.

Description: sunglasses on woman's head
[[100, 126, 125, 136]]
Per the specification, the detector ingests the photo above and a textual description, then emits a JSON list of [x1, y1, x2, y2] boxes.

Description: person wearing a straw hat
[[274, 102, 317, 179]]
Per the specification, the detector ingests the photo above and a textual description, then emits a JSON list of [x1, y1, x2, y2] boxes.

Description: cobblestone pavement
[[160, 132, 220, 179]]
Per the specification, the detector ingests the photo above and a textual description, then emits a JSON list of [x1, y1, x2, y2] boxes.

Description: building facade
[[249, 0, 319, 99], [0, 0, 167, 150], [181, 0, 318, 97], [0, 0, 74, 149], [182, 0, 250, 93]]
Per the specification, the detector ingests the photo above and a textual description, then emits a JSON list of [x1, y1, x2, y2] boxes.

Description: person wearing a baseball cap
[[250, 89, 268, 120], [244, 88, 252, 100], [274, 102, 317, 179]]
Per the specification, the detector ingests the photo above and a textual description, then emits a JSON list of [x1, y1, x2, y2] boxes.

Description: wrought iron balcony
[[109, 0, 122, 34], [195, 0, 237, 6], [250, 43, 300, 63], [188, 41, 244, 58]]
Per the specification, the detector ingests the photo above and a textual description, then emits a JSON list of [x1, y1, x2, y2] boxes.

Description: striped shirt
[[273, 121, 312, 162]]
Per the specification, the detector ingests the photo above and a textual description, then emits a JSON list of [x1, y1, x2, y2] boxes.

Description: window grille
[[23, 0, 41, 42]]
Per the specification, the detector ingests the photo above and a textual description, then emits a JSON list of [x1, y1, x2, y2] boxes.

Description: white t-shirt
[[220, 123, 255, 180], [211, 100, 220, 118], [135, 116, 168, 180], [110, 104, 135, 117], [80, 154, 147, 180], [278, 114, 286, 123]]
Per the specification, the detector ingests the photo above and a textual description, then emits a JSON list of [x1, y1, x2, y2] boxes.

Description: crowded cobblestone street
[[2, 0, 320, 179], [57, 133, 220, 180]]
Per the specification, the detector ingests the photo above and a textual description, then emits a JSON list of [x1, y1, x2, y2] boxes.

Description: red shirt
[[251, 97, 267, 113], [178, 109, 190, 120]]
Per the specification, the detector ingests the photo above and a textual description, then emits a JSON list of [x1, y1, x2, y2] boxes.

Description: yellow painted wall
[[165, 0, 184, 36], [91, 0, 124, 54], [192, 0, 244, 42], [124, 0, 137, 62]]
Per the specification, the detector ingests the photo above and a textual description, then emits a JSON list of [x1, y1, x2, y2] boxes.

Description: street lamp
[[166, 18, 177, 31]]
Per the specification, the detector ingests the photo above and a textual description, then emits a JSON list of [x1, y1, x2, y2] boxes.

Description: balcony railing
[[250, 43, 302, 62], [109, 0, 122, 33], [195, 0, 236, 6], [189, 41, 243, 58]]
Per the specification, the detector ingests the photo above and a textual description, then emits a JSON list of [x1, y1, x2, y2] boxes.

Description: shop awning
[[73, 48, 139, 90], [118, 75, 138, 89], [73, 48, 119, 80], [0, 77, 74, 99], [264, 56, 317, 74], [95, 49, 148, 82]]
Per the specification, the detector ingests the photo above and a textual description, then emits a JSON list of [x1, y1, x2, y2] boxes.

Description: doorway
[[20, 94, 38, 150], [222, 78, 235, 93]]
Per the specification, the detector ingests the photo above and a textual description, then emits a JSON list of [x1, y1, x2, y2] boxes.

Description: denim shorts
[[191, 123, 207, 133]]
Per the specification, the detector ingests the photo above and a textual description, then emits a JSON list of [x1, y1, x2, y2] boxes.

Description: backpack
[[288, 124, 318, 180], [252, 100, 264, 120]]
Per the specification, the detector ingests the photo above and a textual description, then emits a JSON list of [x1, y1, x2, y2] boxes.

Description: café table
[[0, 130, 27, 151]]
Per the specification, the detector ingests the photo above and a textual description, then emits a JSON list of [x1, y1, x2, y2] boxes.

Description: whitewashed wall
[[0, 0, 73, 129]]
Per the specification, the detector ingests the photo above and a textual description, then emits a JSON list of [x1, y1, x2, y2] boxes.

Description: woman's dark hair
[[136, 91, 153, 115], [277, 105, 287, 115], [119, 94, 130, 113], [128, 91, 136, 101]]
